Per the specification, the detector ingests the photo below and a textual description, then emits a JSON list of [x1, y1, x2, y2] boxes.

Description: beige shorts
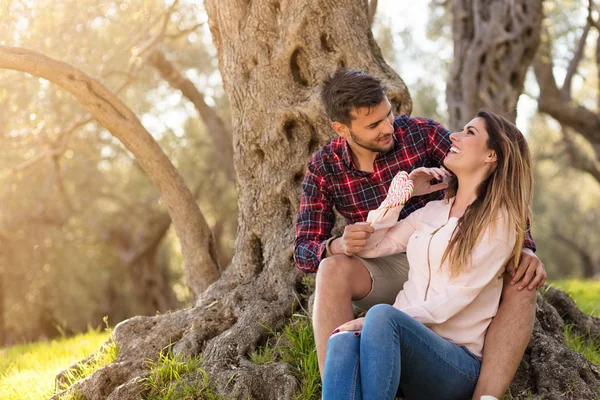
[[352, 253, 410, 310]]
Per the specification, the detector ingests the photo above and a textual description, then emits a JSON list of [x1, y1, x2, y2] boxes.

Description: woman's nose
[[449, 132, 458, 142]]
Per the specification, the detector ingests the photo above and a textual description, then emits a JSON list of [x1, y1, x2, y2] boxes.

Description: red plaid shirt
[[293, 115, 536, 273]]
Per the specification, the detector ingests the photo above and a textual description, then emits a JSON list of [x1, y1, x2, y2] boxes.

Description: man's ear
[[332, 121, 350, 138]]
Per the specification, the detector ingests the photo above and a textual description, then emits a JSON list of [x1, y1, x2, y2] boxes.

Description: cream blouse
[[357, 198, 516, 358]]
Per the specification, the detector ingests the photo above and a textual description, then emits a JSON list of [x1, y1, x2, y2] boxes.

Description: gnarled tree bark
[[446, 0, 543, 130], [446, 2, 600, 397]]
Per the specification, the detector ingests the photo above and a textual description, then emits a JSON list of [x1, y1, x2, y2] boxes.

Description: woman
[[321, 110, 533, 400]]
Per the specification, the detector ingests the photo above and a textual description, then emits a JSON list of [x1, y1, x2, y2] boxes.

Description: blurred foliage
[[0, 0, 237, 345], [372, 7, 448, 124], [529, 115, 600, 278]]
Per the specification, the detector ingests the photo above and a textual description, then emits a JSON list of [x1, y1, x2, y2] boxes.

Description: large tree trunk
[[0, 46, 221, 297], [49, 1, 410, 399], [446, 0, 543, 130]]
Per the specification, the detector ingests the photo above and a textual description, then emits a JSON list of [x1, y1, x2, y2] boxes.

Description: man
[[293, 69, 547, 399]]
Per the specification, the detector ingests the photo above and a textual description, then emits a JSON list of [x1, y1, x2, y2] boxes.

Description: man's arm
[[293, 161, 335, 273]]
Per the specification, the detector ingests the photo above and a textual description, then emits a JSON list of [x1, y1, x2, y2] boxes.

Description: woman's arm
[[356, 205, 422, 258]]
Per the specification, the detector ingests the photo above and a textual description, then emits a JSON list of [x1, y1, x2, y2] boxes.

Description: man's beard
[[349, 129, 394, 153]]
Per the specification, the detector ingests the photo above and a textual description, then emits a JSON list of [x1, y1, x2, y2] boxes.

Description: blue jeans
[[322, 304, 481, 400]]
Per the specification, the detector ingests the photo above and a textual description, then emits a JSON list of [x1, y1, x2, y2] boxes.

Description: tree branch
[[148, 49, 235, 182], [534, 30, 600, 148], [0, 45, 221, 296], [561, 21, 591, 101], [2, 117, 93, 178], [165, 22, 206, 40], [128, 0, 180, 72], [561, 128, 600, 184]]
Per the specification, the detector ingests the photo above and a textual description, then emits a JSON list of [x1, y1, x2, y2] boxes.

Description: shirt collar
[[341, 139, 356, 170]]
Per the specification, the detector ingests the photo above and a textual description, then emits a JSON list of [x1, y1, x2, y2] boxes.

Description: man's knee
[[316, 255, 370, 293], [316, 255, 362, 291]]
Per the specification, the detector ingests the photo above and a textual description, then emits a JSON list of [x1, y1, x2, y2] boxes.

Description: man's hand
[[408, 167, 451, 196], [330, 222, 374, 257], [507, 248, 547, 290]]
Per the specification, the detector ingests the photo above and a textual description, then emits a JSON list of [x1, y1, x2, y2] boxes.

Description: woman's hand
[[409, 167, 451, 196], [333, 317, 365, 334]]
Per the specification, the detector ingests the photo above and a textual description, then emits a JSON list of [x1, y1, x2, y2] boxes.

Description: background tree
[[535, 0, 600, 185], [447, 0, 543, 130], [0, 0, 236, 344]]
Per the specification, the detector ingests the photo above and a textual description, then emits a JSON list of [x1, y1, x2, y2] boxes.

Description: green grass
[[142, 349, 224, 400], [549, 280, 600, 368], [549, 279, 600, 317], [56, 337, 119, 393], [250, 314, 321, 400], [564, 325, 600, 366], [0, 328, 111, 400], [280, 314, 321, 400]]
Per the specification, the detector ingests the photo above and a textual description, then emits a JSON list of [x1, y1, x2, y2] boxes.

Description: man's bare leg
[[313, 255, 372, 377], [473, 273, 537, 399]]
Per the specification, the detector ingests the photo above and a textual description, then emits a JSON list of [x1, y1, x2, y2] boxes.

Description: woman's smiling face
[[444, 117, 496, 175]]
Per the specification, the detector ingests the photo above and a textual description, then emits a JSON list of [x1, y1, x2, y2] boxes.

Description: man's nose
[[383, 119, 394, 134]]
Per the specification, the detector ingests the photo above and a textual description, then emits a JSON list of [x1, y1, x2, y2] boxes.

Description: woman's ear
[[485, 150, 498, 164]]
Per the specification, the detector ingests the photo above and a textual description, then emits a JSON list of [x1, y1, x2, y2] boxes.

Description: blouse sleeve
[[356, 204, 425, 259]]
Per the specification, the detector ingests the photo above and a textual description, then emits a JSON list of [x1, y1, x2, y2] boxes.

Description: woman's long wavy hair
[[442, 110, 534, 276]]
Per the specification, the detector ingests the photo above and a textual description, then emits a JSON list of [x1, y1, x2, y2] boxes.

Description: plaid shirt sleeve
[[293, 158, 335, 273], [425, 118, 452, 166], [524, 218, 536, 252]]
